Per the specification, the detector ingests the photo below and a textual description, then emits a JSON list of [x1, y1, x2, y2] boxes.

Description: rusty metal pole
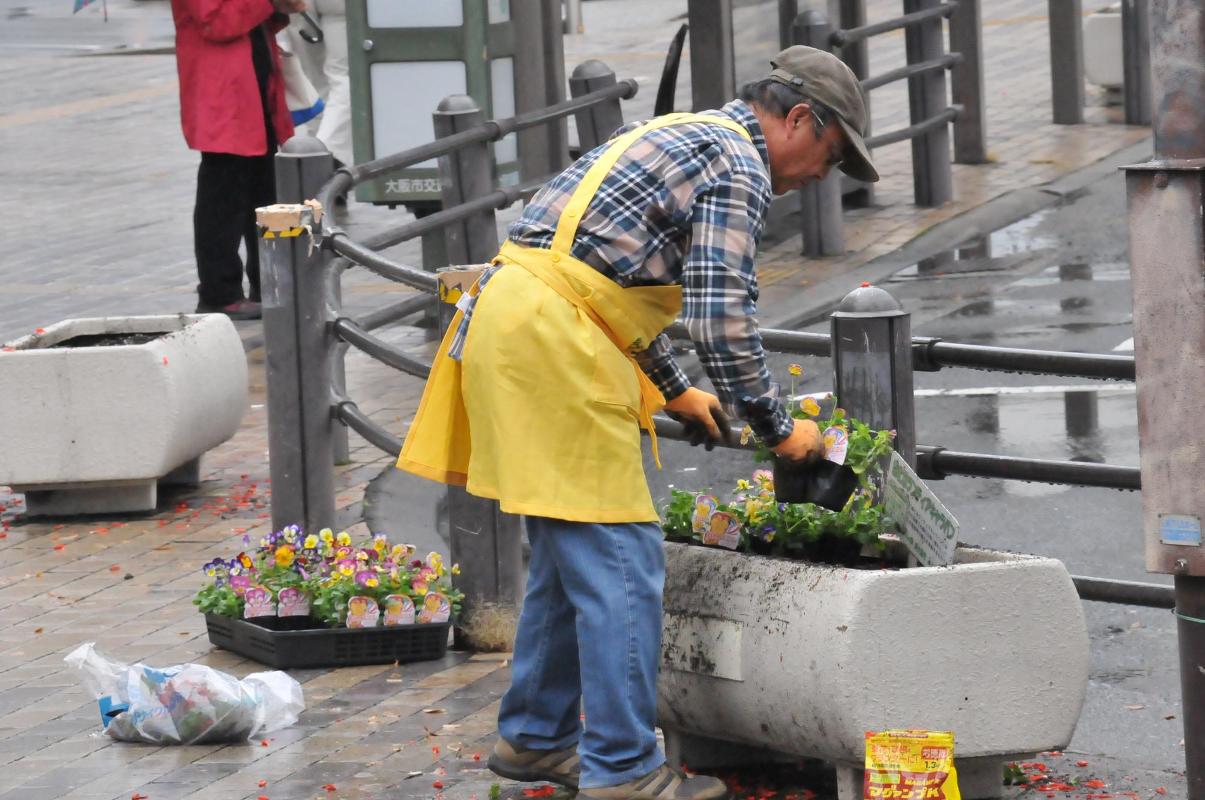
[[1124, 2, 1205, 797]]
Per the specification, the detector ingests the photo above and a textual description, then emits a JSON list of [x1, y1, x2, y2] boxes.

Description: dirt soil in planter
[[51, 331, 169, 348]]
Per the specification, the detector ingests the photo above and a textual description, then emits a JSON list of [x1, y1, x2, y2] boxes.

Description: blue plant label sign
[[1159, 514, 1202, 547], [883, 451, 959, 567]]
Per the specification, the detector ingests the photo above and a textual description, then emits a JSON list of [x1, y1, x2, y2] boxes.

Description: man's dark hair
[[738, 78, 833, 127]]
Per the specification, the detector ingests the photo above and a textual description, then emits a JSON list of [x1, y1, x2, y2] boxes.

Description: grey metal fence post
[[569, 60, 625, 153], [433, 96, 500, 265], [830, 284, 916, 468], [432, 271, 526, 651], [794, 11, 845, 257], [514, 0, 570, 180], [688, 0, 736, 111], [948, 0, 988, 163], [903, 0, 954, 206], [1121, 0, 1152, 125], [778, 0, 799, 48], [541, 0, 570, 167], [1048, 0, 1085, 124], [828, 0, 876, 206], [327, 263, 351, 465], [263, 136, 337, 534]]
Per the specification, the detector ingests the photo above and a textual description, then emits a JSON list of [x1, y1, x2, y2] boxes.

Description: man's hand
[[664, 387, 735, 451], [272, 0, 307, 13], [770, 418, 824, 463]]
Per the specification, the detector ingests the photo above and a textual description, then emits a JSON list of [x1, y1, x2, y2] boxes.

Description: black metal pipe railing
[[917, 337, 1137, 380], [861, 53, 963, 91], [333, 318, 432, 380], [865, 106, 962, 149], [334, 396, 404, 454], [355, 294, 436, 333], [1072, 575, 1175, 609], [830, 2, 959, 46], [327, 234, 437, 293], [917, 445, 1141, 490], [313, 80, 637, 214]]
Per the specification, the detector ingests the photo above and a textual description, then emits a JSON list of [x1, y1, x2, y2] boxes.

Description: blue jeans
[[498, 517, 667, 789]]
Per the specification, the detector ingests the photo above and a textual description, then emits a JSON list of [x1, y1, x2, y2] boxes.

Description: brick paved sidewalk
[[0, 1, 1166, 798]]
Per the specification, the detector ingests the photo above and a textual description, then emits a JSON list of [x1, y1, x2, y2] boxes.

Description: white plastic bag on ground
[[65, 642, 304, 745]]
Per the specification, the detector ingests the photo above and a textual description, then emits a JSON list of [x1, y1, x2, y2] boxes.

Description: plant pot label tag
[[883, 451, 959, 567], [277, 587, 310, 617], [823, 426, 849, 465], [691, 495, 718, 533], [346, 595, 380, 628], [701, 510, 741, 550], [418, 592, 451, 624], [243, 586, 276, 618], [383, 594, 416, 625]]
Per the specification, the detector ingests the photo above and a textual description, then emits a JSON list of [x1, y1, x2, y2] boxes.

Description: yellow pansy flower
[[274, 546, 295, 568], [303, 534, 318, 549], [319, 528, 334, 543], [801, 397, 822, 417], [336, 531, 351, 546], [787, 363, 803, 377]]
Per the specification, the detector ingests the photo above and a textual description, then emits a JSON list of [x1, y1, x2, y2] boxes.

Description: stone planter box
[[0, 315, 247, 515], [659, 541, 1090, 800]]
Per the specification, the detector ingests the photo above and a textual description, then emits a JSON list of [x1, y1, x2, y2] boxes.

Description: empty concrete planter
[[0, 315, 247, 515], [659, 542, 1090, 800]]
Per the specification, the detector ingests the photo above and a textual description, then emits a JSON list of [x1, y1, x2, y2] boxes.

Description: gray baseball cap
[[768, 45, 879, 183]]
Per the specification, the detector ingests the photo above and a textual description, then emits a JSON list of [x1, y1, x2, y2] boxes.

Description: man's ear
[[787, 103, 812, 132]]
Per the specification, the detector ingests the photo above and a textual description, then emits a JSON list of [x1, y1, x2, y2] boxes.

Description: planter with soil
[[657, 540, 1090, 800], [0, 314, 247, 515]]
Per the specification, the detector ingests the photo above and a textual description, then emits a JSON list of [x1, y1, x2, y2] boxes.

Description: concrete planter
[[0, 315, 247, 515], [1084, 7, 1123, 92], [659, 541, 1090, 800]]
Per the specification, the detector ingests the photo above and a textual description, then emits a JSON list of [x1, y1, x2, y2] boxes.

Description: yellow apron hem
[[467, 479, 658, 524], [395, 457, 468, 487]]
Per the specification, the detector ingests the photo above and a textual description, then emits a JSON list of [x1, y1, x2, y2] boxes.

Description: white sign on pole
[[883, 451, 959, 567]]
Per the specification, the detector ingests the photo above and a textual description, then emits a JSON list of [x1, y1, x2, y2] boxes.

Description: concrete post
[[688, 0, 736, 111], [903, 0, 953, 206], [433, 96, 500, 265], [794, 11, 845, 257], [1121, 0, 1153, 125], [1048, 0, 1085, 124], [1123, 1, 1205, 794], [263, 137, 337, 534], [569, 60, 625, 153], [434, 270, 526, 651], [829, 284, 916, 469], [948, 0, 988, 163], [564, 0, 584, 34]]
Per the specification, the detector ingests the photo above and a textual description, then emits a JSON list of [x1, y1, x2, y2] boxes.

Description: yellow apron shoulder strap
[[548, 113, 754, 256]]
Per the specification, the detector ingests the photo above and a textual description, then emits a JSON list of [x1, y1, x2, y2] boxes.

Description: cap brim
[[835, 116, 879, 183]]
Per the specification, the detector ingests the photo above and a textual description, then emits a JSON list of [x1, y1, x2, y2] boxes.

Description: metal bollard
[[828, 0, 875, 207], [433, 96, 500, 265], [263, 137, 337, 534], [903, 0, 954, 206], [687, 0, 736, 112], [1121, 0, 1152, 125], [514, 0, 570, 180], [569, 60, 625, 153], [794, 11, 845, 256], [1048, 0, 1085, 124], [948, 0, 988, 163], [829, 284, 917, 469], [778, 0, 799, 48]]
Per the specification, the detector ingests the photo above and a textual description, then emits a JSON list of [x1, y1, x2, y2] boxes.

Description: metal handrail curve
[[830, 2, 959, 46], [333, 318, 432, 380]]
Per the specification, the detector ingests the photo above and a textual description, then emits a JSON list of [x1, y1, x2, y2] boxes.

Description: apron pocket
[[588, 323, 640, 411]]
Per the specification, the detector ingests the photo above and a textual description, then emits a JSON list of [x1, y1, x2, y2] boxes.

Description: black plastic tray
[[204, 614, 451, 669]]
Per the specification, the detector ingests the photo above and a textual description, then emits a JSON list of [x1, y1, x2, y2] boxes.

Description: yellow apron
[[397, 112, 752, 523]]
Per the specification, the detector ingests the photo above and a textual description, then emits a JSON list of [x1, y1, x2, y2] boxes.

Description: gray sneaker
[[487, 739, 581, 789], [579, 764, 729, 800]]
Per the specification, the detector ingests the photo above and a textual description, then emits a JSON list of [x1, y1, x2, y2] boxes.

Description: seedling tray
[[204, 614, 451, 669]]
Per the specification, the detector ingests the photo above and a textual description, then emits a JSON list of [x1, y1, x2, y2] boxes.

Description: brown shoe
[[487, 739, 580, 789], [579, 764, 729, 800]]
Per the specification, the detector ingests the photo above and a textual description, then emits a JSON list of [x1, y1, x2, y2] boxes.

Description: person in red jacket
[[171, 0, 304, 320]]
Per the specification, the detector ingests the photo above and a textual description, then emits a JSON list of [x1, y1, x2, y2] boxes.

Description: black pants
[[193, 151, 275, 308]]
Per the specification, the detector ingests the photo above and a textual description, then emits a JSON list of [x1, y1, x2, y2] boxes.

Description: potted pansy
[[662, 370, 898, 567]]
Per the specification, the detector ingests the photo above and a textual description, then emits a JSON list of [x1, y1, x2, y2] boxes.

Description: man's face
[[762, 103, 847, 194]]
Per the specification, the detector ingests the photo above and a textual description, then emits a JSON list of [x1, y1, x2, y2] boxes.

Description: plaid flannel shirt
[[448, 99, 794, 445]]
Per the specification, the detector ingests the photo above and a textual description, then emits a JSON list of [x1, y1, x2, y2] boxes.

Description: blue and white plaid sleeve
[[681, 167, 794, 446]]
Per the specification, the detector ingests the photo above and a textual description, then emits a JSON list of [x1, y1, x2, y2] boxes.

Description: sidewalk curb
[[763, 136, 1154, 331]]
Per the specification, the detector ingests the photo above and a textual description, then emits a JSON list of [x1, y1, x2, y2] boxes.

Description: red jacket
[[171, 0, 295, 156]]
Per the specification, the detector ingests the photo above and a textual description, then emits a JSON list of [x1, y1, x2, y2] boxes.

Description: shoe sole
[[487, 754, 580, 790]]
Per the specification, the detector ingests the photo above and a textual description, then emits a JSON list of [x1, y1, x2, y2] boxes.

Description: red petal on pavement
[[109, 565, 121, 572], [131, 794, 147, 800], [1076, 761, 1090, 767], [432, 781, 444, 790], [323, 785, 337, 792], [53, 544, 66, 551], [1085, 780, 1106, 789], [35, 328, 45, 334], [522, 787, 555, 798], [260, 739, 270, 747], [472, 753, 481, 761], [162, 357, 169, 365], [258, 781, 267, 788], [1156, 789, 1167, 795]]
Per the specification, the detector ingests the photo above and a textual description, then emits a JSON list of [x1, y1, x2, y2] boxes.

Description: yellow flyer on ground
[[864, 730, 961, 800]]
